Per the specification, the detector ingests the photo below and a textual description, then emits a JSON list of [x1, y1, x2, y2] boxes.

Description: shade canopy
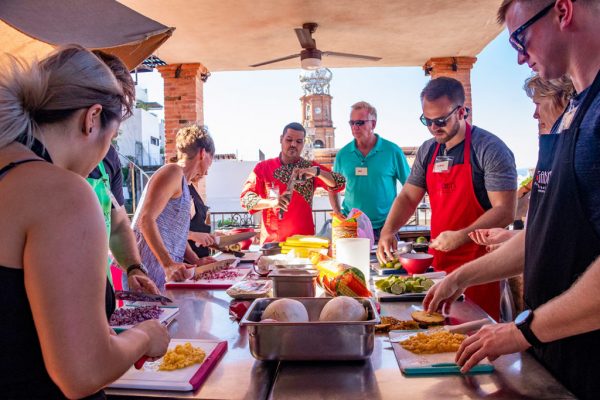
[[0, 0, 173, 69], [120, 0, 504, 71]]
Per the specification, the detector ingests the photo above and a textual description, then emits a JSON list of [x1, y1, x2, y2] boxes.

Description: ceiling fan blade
[[322, 51, 382, 61], [249, 53, 301, 68], [295, 28, 316, 49]]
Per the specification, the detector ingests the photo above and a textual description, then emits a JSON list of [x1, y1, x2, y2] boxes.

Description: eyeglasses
[[509, 1, 556, 54], [420, 105, 461, 127], [348, 119, 374, 127]]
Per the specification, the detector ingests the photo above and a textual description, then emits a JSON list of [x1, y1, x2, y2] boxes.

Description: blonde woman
[[130, 124, 215, 290], [0, 46, 169, 398]]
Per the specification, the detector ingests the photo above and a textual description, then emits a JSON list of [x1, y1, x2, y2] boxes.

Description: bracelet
[[126, 263, 148, 277]]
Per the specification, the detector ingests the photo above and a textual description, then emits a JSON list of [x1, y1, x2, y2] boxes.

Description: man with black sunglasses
[[329, 101, 410, 240], [377, 77, 517, 321], [422, 1, 600, 398]]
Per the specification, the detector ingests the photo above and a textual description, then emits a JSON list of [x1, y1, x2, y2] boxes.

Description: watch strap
[[516, 311, 542, 347], [315, 166, 321, 176]]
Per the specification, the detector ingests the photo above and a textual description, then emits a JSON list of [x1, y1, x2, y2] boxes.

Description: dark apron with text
[[524, 70, 600, 400]]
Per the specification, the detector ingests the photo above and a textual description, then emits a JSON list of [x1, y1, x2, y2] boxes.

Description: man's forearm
[[532, 254, 600, 343], [328, 191, 342, 214], [184, 243, 201, 264], [316, 169, 337, 188], [109, 208, 142, 270], [454, 204, 515, 246], [455, 230, 525, 287], [380, 193, 420, 236]]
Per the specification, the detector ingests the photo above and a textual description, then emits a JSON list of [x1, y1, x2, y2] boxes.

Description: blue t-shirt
[[334, 134, 410, 229], [553, 84, 600, 237]]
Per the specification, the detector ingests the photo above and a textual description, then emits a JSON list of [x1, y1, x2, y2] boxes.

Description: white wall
[[205, 160, 257, 212]]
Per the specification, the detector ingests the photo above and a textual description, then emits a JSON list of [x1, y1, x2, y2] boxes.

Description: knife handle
[[134, 356, 148, 369]]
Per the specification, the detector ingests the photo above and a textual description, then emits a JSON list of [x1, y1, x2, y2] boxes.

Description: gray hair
[[0, 45, 128, 149], [351, 101, 377, 121]]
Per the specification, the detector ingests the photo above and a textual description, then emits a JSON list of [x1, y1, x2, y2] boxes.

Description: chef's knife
[[115, 290, 173, 305], [192, 258, 239, 278], [213, 232, 256, 247]]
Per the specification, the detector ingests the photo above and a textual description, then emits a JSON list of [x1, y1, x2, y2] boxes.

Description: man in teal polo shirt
[[329, 101, 410, 239]]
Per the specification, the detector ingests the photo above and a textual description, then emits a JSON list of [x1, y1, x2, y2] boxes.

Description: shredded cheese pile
[[400, 330, 466, 354], [158, 343, 206, 371]]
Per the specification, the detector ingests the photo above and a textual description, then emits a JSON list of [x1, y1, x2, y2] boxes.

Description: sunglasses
[[348, 119, 374, 127], [509, 1, 556, 54], [420, 105, 461, 127]]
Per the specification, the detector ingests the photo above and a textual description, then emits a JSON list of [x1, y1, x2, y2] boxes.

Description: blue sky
[[138, 30, 537, 170]]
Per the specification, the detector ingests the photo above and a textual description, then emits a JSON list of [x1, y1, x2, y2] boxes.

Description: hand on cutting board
[[166, 262, 195, 281], [429, 230, 468, 252], [133, 319, 170, 358], [195, 256, 217, 266], [455, 322, 530, 373], [127, 273, 160, 295], [423, 272, 464, 315]]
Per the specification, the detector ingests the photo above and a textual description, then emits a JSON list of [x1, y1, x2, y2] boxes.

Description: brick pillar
[[157, 63, 209, 163], [423, 57, 477, 123]]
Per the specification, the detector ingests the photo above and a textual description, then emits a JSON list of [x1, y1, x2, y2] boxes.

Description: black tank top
[[0, 159, 109, 398], [188, 184, 211, 258]]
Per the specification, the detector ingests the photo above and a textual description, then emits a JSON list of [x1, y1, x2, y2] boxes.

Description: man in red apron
[[378, 77, 517, 321]]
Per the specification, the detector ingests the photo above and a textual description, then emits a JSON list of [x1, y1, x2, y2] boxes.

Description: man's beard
[[434, 120, 460, 144]]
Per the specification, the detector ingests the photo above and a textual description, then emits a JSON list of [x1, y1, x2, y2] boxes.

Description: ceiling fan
[[249, 22, 382, 70]]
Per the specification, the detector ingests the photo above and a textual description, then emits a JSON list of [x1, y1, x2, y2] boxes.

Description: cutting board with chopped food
[[108, 339, 227, 391], [165, 263, 251, 290], [110, 306, 179, 333], [389, 330, 494, 376]]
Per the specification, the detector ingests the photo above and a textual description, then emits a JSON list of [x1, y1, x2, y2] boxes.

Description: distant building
[[115, 87, 164, 167]]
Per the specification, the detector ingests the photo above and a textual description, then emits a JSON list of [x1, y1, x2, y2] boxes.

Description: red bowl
[[398, 253, 433, 274], [230, 228, 255, 250]]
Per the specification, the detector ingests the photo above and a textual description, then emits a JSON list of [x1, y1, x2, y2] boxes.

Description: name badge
[[433, 156, 453, 173], [355, 167, 368, 176]]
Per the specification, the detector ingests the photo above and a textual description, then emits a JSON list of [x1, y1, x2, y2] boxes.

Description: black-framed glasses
[[509, 1, 556, 54], [420, 105, 461, 127], [348, 119, 374, 127]]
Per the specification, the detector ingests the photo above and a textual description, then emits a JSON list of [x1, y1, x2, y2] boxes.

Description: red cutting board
[[108, 339, 227, 391]]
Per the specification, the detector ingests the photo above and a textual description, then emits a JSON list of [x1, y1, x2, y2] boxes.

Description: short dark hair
[[420, 77, 465, 106], [282, 122, 306, 136]]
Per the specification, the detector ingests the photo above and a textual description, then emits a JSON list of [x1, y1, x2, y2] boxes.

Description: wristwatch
[[515, 309, 542, 347], [126, 263, 148, 277], [315, 166, 321, 176]]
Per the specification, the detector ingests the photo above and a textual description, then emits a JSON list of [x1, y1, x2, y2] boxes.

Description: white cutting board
[[389, 331, 493, 375], [108, 339, 227, 391]]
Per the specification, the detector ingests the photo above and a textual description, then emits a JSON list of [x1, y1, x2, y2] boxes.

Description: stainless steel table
[[268, 301, 575, 400], [106, 288, 277, 399]]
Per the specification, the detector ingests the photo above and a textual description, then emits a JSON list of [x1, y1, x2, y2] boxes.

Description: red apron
[[426, 123, 500, 320]]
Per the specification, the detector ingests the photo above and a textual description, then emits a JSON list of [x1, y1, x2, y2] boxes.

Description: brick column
[[423, 57, 477, 123], [157, 63, 209, 163]]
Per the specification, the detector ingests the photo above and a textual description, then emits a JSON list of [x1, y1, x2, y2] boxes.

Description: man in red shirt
[[241, 122, 345, 244]]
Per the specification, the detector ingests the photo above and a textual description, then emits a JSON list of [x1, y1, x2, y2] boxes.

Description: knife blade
[[193, 258, 239, 278], [114, 290, 173, 305], [214, 232, 256, 247]]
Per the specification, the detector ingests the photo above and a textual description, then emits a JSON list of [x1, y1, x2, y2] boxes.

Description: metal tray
[[240, 297, 380, 361]]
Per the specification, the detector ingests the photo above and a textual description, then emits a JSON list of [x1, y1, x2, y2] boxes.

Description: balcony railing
[[209, 206, 431, 233]]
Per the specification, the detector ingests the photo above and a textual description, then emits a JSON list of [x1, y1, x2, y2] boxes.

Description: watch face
[[515, 309, 532, 325]]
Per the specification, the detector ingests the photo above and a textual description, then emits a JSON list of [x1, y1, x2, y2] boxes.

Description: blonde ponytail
[[0, 56, 48, 148]]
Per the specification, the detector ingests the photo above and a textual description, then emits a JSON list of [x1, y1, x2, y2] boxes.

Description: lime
[[416, 236, 427, 244], [421, 279, 434, 290], [390, 282, 406, 295], [393, 262, 402, 269]]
